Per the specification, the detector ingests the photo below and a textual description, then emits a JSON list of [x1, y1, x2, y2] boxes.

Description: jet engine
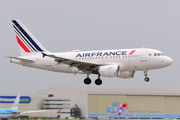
[[97, 64, 135, 79], [117, 71, 135, 78], [98, 65, 120, 77]]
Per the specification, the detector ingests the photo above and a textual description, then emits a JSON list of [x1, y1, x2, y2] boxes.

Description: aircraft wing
[[43, 52, 104, 72], [20, 110, 49, 114]]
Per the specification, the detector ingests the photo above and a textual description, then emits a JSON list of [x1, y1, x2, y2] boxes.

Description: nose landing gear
[[144, 77, 149, 82], [144, 70, 150, 82]]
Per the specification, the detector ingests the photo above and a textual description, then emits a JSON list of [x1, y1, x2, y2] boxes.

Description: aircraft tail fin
[[12, 20, 48, 56], [11, 94, 20, 110]]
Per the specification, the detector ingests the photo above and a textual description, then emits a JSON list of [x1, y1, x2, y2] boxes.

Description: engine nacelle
[[98, 65, 119, 77], [117, 71, 135, 79]]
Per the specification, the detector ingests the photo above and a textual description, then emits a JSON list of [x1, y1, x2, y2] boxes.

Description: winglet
[[42, 53, 47, 58]]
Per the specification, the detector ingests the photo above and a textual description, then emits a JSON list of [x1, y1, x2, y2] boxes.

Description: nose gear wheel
[[144, 70, 150, 82], [144, 77, 150, 82]]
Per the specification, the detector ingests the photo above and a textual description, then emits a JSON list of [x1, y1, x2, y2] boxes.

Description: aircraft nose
[[166, 57, 173, 66]]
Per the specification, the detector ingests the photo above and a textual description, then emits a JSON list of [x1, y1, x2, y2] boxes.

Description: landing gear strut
[[84, 71, 92, 85], [95, 74, 102, 85], [144, 70, 150, 82]]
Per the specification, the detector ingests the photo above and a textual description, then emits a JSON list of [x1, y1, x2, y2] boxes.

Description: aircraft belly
[[123, 60, 151, 71], [51, 64, 84, 74], [52, 64, 73, 73]]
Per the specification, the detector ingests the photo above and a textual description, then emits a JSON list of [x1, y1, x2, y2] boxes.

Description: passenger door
[[141, 50, 147, 62]]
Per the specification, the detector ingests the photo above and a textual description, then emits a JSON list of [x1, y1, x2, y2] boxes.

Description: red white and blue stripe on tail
[[12, 20, 47, 55]]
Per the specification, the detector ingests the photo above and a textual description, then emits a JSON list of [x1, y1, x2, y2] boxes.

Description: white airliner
[[0, 95, 48, 120], [8, 20, 173, 85]]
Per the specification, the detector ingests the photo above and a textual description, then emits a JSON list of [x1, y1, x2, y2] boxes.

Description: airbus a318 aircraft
[[8, 20, 173, 85], [0, 95, 48, 120]]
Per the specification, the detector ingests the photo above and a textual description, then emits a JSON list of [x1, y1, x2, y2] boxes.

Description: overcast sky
[[0, 0, 179, 94]]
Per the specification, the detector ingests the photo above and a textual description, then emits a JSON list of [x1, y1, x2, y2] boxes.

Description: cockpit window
[[154, 53, 165, 56]]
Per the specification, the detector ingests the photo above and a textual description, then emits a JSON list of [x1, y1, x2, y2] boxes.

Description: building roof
[[38, 85, 180, 96]]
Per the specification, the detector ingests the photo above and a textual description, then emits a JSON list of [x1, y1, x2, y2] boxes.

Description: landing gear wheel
[[144, 70, 150, 82], [144, 77, 150, 82], [95, 79, 102, 85], [84, 78, 91, 85]]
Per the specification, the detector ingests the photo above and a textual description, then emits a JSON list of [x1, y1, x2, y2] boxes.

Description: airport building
[[1, 86, 180, 119]]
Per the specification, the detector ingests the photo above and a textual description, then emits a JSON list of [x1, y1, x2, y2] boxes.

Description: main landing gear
[[84, 77, 102, 85], [144, 70, 150, 82], [95, 75, 102, 85], [84, 72, 102, 85], [84, 77, 91, 85]]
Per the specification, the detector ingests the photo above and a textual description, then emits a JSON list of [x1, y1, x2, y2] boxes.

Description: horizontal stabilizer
[[7, 56, 35, 62]]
